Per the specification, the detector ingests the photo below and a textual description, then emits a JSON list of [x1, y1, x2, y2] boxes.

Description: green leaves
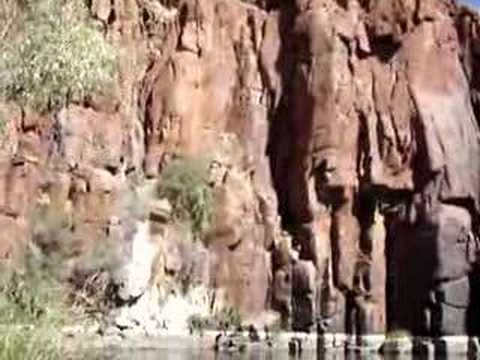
[[0, 0, 117, 113], [0, 245, 68, 360], [157, 156, 214, 239], [0, 248, 68, 326]]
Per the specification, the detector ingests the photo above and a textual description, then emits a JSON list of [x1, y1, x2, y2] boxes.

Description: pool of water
[[87, 348, 468, 360]]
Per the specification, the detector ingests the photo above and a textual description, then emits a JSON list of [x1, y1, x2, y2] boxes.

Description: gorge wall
[[1, 0, 480, 338]]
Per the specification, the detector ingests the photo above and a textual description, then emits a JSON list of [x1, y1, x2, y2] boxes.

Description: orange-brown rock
[[2, 0, 480, 336]]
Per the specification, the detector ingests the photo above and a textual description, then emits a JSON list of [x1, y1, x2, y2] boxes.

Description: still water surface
[[92, 348, 468, 360]]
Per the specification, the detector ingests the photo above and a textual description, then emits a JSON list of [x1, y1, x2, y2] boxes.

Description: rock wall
[[2, 0, 480, 337], [265, 0, 480, 337]]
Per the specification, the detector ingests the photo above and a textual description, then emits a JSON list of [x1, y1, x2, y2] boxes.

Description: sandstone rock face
[[2, 0, 480, 337], [263, 0, 480, 337]]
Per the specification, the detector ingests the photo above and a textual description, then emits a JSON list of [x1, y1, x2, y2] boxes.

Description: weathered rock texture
[[263, 0, 480, 338], [2, 0, 480, 338]]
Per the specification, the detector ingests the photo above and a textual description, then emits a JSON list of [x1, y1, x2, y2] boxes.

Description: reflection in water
[[90, 347, 471, 360]]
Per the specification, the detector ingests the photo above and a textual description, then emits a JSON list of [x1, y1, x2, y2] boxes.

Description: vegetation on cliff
[[0, 0, 117, 113], [187, 306, 243, 336], [0, 247, 68, 359], [0, 242, 114, 358], [0, 3, 118, 353], [157, 156, 214, 239]]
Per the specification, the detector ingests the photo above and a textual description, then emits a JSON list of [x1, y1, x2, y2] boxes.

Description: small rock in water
[[413, 338, 434, 357], [214, 333, 248, 353], [288, 337, 303, 357], [248, 324, 260, 342]]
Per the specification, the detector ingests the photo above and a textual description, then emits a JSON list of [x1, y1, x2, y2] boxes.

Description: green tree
[[0, 0, 117, 113]]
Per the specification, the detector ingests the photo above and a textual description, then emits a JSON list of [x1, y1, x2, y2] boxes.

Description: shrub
[[30, 199, 119, 323], [187, 306, 243, 335], [0, 0, 117, 113], [385, 329, 412, 340], [187, 314, 211, 336], [0, 245, 69, 359], [157, 156, 214, 238], [0, 247, 68, 325], [214, 306, 242, 331], [0, 325, 63, 360], [69, 269, 115, 323]]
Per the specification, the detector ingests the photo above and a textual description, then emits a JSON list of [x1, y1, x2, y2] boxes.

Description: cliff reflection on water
[[97, 348, 471, 360]]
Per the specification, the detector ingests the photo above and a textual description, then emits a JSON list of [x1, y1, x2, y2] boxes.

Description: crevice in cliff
[[356, 110, 371, 184], [107, 0, 116, 26], [369, 38, 400, 63], [264, 1, 296, 228]]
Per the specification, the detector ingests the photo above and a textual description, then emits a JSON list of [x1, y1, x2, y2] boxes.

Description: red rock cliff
[[2, 0, 480, 336]]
